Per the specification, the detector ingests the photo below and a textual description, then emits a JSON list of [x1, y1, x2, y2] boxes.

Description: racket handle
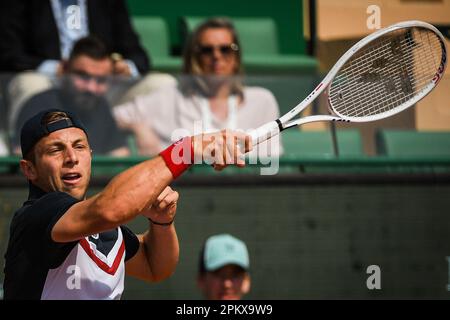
[[250, 121, 281, 146]]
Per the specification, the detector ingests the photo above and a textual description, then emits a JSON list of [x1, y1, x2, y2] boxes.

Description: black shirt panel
[[3, 185, 80, 299], [120, 225, 139, 262]]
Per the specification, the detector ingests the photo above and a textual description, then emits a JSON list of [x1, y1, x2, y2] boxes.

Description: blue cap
[[20, 109, 88, 157], [204, 234, 250, 271]]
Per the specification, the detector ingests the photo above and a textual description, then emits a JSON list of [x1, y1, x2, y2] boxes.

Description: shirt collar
[[27, 182, 49, 201]]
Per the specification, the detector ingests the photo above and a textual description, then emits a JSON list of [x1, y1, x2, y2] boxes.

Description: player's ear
[[241, 273, 251, 295], [20, 159, 37, 181]]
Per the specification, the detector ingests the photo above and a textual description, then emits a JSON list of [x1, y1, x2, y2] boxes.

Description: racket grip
[[238, 121, 280, 154], [250, 121, 281, 146]]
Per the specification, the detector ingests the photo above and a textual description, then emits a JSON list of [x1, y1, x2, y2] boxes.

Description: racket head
[[326, 20, 447, 122]]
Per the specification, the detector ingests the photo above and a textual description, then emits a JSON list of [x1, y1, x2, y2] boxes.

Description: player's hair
[[24, 111, 72, 162], [180, 17, 243, 98]]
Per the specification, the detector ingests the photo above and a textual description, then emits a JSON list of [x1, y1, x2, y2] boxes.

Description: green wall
[[126, 0, 306, 55]]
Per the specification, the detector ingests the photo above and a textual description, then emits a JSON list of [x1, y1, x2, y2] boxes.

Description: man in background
[[12, 36, 129, 156], [0, 0, 149, 75], [0, 0, 174, 135]]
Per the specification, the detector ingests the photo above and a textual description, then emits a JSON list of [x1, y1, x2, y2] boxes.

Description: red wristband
[[159, 136, 194, 179]]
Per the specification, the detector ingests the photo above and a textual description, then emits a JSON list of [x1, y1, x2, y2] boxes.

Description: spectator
[[113, 17, 282, 158], [197, 234, 251, 300], [12, 36, 129, 156], [0, 0, 149, 75], [0, 0, 175, 134]]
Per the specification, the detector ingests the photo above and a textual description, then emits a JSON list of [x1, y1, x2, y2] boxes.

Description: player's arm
[[125, 187, 179, 282], [51, 130, 251, 243], [52, 156, 172, 243]]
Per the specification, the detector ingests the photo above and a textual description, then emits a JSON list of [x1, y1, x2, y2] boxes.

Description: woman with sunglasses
[[114, 18, 282, 158]]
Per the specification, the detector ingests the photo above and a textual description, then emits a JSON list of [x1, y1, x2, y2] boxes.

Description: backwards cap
[[20, 109, 88, 157]]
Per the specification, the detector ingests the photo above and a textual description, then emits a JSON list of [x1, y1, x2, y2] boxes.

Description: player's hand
[[141, 186, 178, 224], [192, 130, 252, 171]]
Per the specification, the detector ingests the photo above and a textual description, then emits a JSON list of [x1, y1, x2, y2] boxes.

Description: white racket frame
[[250, 20, 447, 146]]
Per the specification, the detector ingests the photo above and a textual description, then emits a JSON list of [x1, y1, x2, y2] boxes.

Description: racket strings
[[346, 40, 431, 115], [333, 29, 441, 117], [329, 27, 443, 119], [336, 30, 432, 116], [337, 30, 432, 100]]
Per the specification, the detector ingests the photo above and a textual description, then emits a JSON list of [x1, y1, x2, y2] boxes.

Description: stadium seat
[[131, 16, 182, 72], [244, 74, 317, 115], [376, 130, 450, 157], [281, 129, 364, 159], [127, 135, 139, 156], [179, 16, 318, 74]]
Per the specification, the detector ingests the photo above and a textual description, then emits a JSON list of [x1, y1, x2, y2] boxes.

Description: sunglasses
[[71, 70, 109, 85], [197, 43, 239, 56]]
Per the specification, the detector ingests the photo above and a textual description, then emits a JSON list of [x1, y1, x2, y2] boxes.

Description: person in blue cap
[[197, 234, 251, 300]]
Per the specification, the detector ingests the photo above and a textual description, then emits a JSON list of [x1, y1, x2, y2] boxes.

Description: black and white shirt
[[3, 184, 139, 300]]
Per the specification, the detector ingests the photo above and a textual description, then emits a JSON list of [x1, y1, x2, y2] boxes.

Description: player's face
[[198, 265, 250, 300], [68, 55, 112, 95], [28, 128, 92, 200], [197, 28, 238, 76]]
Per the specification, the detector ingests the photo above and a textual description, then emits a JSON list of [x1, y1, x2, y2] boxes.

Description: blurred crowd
[[0, 0, 282, 159]]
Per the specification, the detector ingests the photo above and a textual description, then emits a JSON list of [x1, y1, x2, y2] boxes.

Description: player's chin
[[62, 185, 87, 200]]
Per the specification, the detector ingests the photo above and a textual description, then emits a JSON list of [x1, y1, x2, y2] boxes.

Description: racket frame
[[250, 20, 447, 146]]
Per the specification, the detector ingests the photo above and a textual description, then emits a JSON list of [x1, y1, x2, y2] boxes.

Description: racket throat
[[276, 119, 285, 132], [251, 120, 282, 146]]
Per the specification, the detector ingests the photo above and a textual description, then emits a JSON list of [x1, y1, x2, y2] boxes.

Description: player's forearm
[[92, 156, 173, 225], [144, 224, 179, 282]]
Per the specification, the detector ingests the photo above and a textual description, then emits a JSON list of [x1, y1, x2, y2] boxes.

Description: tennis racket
[[250, 20, 447, 146]]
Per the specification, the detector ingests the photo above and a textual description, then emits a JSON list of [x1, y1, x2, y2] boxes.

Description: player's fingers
[[212, 136, 226, 171], [233, 130, 252, 154], [156, 186, 173, 203], [224, 139, 234, 167], [241, 132, 253, 154], [156, 189, 179, 210], [234, 135, 246, 167], [224, 132, 245, 167], [166, 202, 177, 216], [153, 187, 173, 210]]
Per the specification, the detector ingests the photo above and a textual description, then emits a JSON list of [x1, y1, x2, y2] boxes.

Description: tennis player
[[3, 109, 250, 300]]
